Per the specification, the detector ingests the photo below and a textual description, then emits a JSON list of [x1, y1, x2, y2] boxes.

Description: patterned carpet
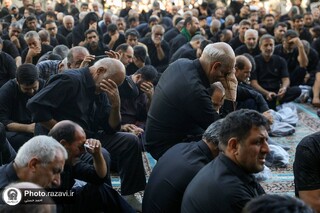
[[112, 103, 320, 196], [261, 103, 320, 195]]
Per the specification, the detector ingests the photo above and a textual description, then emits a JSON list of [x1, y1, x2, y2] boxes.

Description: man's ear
[[60, 139, 69, 148], [96, 67, 107, 75], [28, 157, 40, 172], [227, 137, 239, 155]]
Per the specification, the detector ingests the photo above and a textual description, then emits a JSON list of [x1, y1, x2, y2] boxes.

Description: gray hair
[[191, 34, 205, 42], [67, 46, 89, 63], [152, 24, 165, 33], [211, 19, 221, 29], [24, 31, 40, 41], [203, 119, 224, 146], [10, 22, 23, 29], [245, 29, 258, 39], [225, 15, 235, 23], [63, 15, 74, 23], [53, 45, 69, 59], [15, 136, 68, 167], [202, 42, 235, 67]]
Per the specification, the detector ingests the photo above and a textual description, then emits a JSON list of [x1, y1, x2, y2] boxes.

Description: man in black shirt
[[251, 34, 301, 109], [294, 131, 320, 213], [235, 29, 260, 57], [143, 120, 222, 213], [145, 42, 237, 160], [181, 109, 269, 213], [27, 58, 146, 211], [84, 29, 110, 56], [0, 64, 45, 151], [21, 31, 53, 64]]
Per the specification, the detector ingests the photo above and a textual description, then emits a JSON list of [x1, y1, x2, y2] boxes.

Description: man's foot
[[123, 193, 142, 212]]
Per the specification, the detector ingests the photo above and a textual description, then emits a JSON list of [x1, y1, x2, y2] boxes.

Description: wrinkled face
[[9, 26, 22, 38], [274, 26, 287, 41], [304, 14, 313, 26], [120, 47, 133, 66], [32, 151, 65, 188], [263, 17, 275, 28], [126, 35, 138, 47], [19, 81, 40, 96], [235, 126, 269, 173], [69, 51, 89, 69], [45, 22, 57, 37], [26, 19, 37, 30], [293, 18, 304, 30], [151, 28, 164, 44], [260, 38, 274, 58], [245, 32, 258, 49], [209, 60, 235, 84], [211, 89, 225, 112], [65, 127, 86, 163], [239, 24, 250, 38], [86, 31, 99, 47], [63, 18, 74, 31], [236, 63, 252, 83], [26, 37, 41, 49]]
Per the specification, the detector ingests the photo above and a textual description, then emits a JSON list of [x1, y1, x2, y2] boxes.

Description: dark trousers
[[96, 132, 146, 195], [60, 183, 135, 213], [290, 67, 307, 86], [0, 139, 16, 165], [6, 131, 33, 152], [79, 148, 112, 186], [267, 86, 302, 109]]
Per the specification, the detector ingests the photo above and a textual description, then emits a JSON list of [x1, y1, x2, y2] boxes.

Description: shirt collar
[[197, 140, 215, 161], [193, 59, 210, 88]]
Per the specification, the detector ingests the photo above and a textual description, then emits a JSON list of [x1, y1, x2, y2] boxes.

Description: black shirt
[[0, 162, 19, 188], [2, 40, 20, 59], [85, 41, 110, 56], [252, 54, 289, 92], [294, 132, 320, 197], [21, 44, 54, 65], [181, 154, 265, 213], [274, 44, 300, 74], [145, 59, 220, 159], [229, 36, 244, 51], [235, 44, 261, 57], [27, 68, 115, 138], [0, 79, 45, 127], [103, 33, 126, 51], [0, 52, 17, 87], [170, 42, 193, 63], [142, 140, 214, 213]]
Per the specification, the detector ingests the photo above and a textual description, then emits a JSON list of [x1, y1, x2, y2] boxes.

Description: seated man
[[49, 120, 134, 213], [0, 135, 67, 188], [293, 131, 320, 212], [181, 109, 269, 213], [84, 29, 110, 56], [119, 65, 158, 140], [21, 31, 53, 64], [0, 38, 16, 87], [251, 34, 301, 109], [27, 58, 146, 211], [143, 113, 223, 213], [145, 42, 236, 160], [0, 64, 45, 151], [235, 29, 261, 57]]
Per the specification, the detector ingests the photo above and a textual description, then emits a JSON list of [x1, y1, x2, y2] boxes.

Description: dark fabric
[[294, 132, 320, 196], [103, 33, 126, 51], [236, 83, 269, 113], [27, 67, 146, 195], [96, 132, 145, 195], [312, 37, 320, 57], [58, 25, 72, 38], [0, 52, 16, 87], [234, 44, 261, 57], [0, 139, 16, 166], [85, 41, 110, 56], [252, 54, 289, 92], [139, 36, 170, 73], [2, 40, 20, 59], [21, 44, 54, 65], [181, 154, 265, 213], [170, 42, 193, 63], [299, 28, 313, 44], [145, 59, 220, 160], [163, 27, 180, 45], [55, 33, 69, 46], [143, 140, 214, 213], [179, 49, 197, 61], [0, 162, 19, 188], [1, 34, 28, 55], [229, 36, 243, 50], [6, 131, 33, 151], [169, 33, 188, 58]]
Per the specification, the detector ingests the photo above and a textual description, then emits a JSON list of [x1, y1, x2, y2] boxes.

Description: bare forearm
[[93, 152, 107, 178], [297, 46, 308, 68], [108, 107, 121, 130], [15, 57, 22, 67], [6, 123, 34, 134], [25, 55, 33, 64]]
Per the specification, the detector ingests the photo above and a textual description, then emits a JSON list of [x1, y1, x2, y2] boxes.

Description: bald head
[[199, 42, 235, 83], [49, 120, 83, 144], [91, 58, 126, 88]]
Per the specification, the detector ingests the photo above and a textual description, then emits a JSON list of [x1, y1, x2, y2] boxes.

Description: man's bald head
[[91, 58, 126, 87], [49, 120, 83, 145], [235, 55, 252, 82]]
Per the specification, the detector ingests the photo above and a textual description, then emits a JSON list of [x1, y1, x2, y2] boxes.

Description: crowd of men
[[0, 0, 320, 212]]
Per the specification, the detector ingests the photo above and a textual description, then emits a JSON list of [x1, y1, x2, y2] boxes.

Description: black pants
[[267, 86, 302, 109], [0, 139, 16, 165], [6, 131, 33, 152], [96, 132, 146, 195]]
